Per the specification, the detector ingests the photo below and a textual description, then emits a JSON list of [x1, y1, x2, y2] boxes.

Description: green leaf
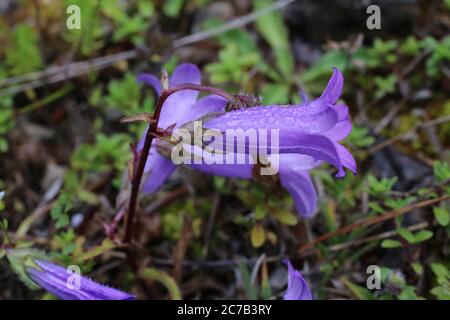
[[301, 51, 347, 84], [260, 83, 290, 105], [348, 126, 375, 148], [6, 249, 48, 290], [50, 193, 73, 230], [238, 261, 258, 300], [397, 228, 415, 243], [254, 0, 294, 78], [381, 239, 403, 248], [254, 206, 266, 220], [434, 161, 450, 182], [251, 224, 266, 248], [341, 278, 374, 300], [374, 75, 397, 99], [445, 0, 450, 10], [271, 209, 298, 226], [140, 268, 181, 300], [367, 175, 397, 196], [412, 230, 433, 244], [5, 24, 42, 76], [163, 0, 184, 17], [398, 286, 418, 300], [434, 207, 450, 226], [431, 263, 449, 282], [368, 201, 386, 214], [411, 262, 423, 275], [63, 0, 103, 56]]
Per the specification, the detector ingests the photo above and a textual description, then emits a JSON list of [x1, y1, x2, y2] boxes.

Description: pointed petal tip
[[137, 73, 162, 96], [320, 68, 344, 104], [170, 63, 201, 87]]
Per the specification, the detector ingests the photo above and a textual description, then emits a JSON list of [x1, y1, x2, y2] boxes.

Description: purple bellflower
[[27, 259, 135, 300], [283, 259, 312, 300], [137, 63, 228, 194], [137, 64, 356, 218]]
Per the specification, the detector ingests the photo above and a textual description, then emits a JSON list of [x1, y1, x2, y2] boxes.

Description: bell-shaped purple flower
[[283, 259, 312, 300], [27, 259, 135, 300], [137, 65, 356, 218], [202, 68, 356, 178]]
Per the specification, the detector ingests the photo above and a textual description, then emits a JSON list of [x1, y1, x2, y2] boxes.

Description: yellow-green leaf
[[140, 268, 181, 300], [251, 224, 266, 248]]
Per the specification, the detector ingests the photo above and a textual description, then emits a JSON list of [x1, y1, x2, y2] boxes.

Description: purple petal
[[333, 104, 349, 121], [157, 64, 203, 129], [205, 103, 339, 135], [278, 155, 318, 217], [324, 119, 352, 142], [137, 73, 162, 96], [283, 259, 312, 300], [183, 144, 253, 179], [203, 129, 345, 178], [141, 149, 177, 194], [275, 134, 345, 178], [319, 68, 344, 104], [28, 267, 95, 300], [29, 260, 135, 300], [335, 143, 357, 175], [169, 63, 202, 87]]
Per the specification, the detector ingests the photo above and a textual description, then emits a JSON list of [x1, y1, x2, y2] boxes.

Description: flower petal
[[182, 144, 253, 179], [169, 63, 202, 87], [333, 104, 349, 121], [319, 67, 344, 104], [205, 103, 339, 135], [137, 73, 162, 96], [324, 119, 352, 142], [335, 143, 357, 175], [277, 155, 318, 217], [283, 259, 313, 300], [158, 63, 202, 128], [29, 260, 135, 300], [141, 149, 177, 194]]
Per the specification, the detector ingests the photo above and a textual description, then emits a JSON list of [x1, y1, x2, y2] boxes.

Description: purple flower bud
[[27, 259, 135, 300], [283, 259, 312, 300]]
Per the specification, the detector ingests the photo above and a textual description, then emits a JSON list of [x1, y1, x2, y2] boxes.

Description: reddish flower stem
[[123, 83, 235, 244]]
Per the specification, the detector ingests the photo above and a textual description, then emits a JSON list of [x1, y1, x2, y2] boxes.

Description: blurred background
[[0, 0, 449, 300]]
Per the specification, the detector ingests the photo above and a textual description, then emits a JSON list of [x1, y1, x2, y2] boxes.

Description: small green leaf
[[140, 268, 181, 300], [381, 239, 403, 248], [434, 161, 450, 182], [411, 262, 423, 275], [254, 0, 294, 78], [271, 210, 298, 226], [260, 83, 290, 105], [163, 0, 184, 17], [301, 51, 347, 84], [341, 278, 374, 300], [397, 228, 415, 243], [251, 224, 266, 248], [433, 207, 450, 226], [412, 230, 433, 244], [398, 286, 417, 300], [254, 206, 266, 220], [431, 263, 449, 282]]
